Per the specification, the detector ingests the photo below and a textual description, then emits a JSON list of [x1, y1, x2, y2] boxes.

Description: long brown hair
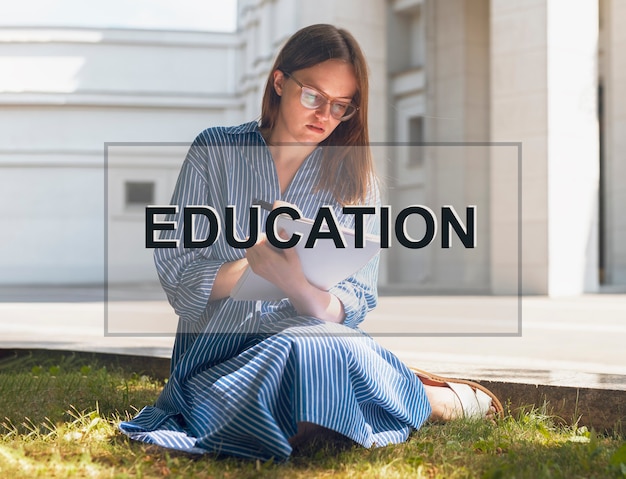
[[260, 24, 376, 206]]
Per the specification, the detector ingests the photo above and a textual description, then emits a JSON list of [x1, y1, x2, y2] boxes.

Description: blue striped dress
[[119, 121, 431, 460]]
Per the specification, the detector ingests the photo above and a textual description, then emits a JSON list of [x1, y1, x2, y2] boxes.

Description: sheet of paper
[[230, 215, 380, 301]]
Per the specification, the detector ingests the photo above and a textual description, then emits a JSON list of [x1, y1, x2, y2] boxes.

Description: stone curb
[[482, 381, 624, 434], [2, 348, 624, 435]]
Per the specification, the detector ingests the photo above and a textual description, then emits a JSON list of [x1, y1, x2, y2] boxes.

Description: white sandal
[[411, 368, 504, 419]]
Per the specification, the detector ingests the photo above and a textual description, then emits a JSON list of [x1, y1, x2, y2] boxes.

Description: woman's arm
[[208, 258, 249, 301], [287, 283, 346, 324], [245, 193, 381, 326], [326, 253, 378, 328], [326, 182, 381, 328], [154, 130, 238, 322], [245, 235, 346, 323]]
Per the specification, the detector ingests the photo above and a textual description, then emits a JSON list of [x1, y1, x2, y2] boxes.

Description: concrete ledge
[[483, 380, 625, 434], [2, 348, 624, 435], [0, 348, 171, 383]]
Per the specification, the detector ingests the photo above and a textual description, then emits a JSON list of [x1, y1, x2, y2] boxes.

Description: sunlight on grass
[[0, 350, 624, 478]]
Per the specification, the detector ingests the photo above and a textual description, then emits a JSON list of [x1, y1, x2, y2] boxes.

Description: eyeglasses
[[283, 72, 359, 121]]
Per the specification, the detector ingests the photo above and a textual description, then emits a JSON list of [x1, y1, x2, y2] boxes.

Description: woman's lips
[[306, 124, 325, 134]]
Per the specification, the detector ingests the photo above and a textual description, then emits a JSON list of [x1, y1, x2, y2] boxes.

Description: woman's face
[[271, 59, 357, 145]]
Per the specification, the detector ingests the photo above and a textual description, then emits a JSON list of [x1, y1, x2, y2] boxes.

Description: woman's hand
[[245, 200, 346, 324], [246, 200, 308, 294], [245, 231, 307, 296]]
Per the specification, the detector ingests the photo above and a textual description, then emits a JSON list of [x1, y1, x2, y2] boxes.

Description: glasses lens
[[300, 87, 324, 109], [331, 103, 356, 121], [299, 84, 357, 121]]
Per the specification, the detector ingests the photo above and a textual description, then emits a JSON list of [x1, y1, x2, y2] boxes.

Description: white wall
[[0, 27, 244, 285]]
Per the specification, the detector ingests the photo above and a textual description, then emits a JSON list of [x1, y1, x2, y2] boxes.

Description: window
[[125, 181, 154, 207], [388, 0, 424, 72], [408, 116, 424, 167]]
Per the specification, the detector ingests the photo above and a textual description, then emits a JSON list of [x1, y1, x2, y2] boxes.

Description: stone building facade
[[1, 0, 624, 296]]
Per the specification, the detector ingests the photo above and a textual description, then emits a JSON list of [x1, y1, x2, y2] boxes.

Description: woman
[[120, 24, 502, 461]]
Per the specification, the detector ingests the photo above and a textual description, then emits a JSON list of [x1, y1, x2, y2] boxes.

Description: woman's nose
[[314, 101, 331, 120]]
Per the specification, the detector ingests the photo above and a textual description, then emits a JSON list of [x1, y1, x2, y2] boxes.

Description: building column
[[419, 0, 491, 293], [601, 0, 626, 286], [490, 0, 599, 295]]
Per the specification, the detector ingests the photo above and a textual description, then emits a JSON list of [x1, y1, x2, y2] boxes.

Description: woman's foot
[[288, 422, 353, 452], [288, 421, 322, 448], [422, 383, 498, 422]]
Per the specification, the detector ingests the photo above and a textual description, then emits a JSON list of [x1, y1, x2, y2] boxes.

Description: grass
[[0, 350, 624, 478]]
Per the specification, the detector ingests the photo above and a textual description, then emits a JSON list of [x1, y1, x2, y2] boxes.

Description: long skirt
[[119, 313, 431, 461]]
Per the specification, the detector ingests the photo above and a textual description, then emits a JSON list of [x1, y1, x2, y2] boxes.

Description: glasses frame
[[282, 71, 359, 122]]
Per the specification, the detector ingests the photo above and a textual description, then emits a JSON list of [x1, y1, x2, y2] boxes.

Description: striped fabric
[[119, 121, 431, 460]]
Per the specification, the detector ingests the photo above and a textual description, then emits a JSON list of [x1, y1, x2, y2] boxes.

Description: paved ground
[[1, 285, 625, 391]]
